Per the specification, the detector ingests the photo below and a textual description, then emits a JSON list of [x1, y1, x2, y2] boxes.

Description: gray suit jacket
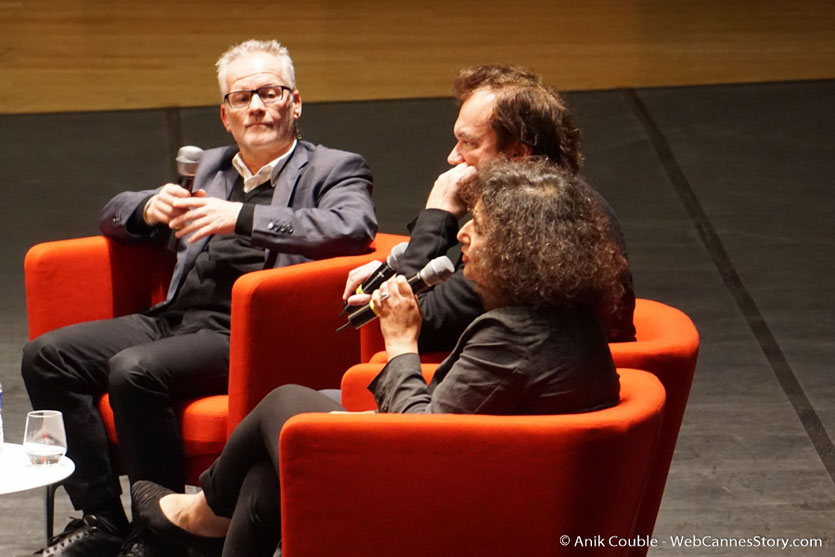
[[369, 305, 620, 415], [99, 141, 377, 304]]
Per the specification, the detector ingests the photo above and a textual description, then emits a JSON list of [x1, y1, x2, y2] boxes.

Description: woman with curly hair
[[132, 158, 625, 556]]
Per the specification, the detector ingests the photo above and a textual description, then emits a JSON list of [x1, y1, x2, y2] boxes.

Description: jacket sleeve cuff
[[126, 194, 156, 234], [367, 352, 421, 409], [407, 208, 459, 236], [235, 203, 256, 236]]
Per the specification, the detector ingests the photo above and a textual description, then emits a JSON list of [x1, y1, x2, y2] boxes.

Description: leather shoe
[[132, 481, 224, 557], [116, 530, 146, 557], [38, 514, 124, 556]]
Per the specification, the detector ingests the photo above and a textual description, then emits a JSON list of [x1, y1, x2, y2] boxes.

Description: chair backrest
[[25, 236, 175, 338], [226, 232, 409, 429], [280, 368, 666, 557], [24, 233, 408, 485], [609, 299, 699, 556]]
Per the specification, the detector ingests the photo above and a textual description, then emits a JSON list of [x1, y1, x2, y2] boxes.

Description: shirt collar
[[232, 140, 297, 193]]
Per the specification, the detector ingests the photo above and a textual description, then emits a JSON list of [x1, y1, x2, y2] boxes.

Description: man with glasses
[[22, 39, 376, 557]]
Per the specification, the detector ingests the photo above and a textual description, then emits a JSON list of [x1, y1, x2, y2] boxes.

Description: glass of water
[[23, 410, 67, 466]]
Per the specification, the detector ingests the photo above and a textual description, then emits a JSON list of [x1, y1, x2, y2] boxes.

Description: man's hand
[[169, 190, 244, 243], [143, 184, 193, 226], [341, 260, 381, 306], [373, 275, 421, 358], [425, 163, 477, 218]]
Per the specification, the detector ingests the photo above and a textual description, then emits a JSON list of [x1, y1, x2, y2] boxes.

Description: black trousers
[[21, 313, 231, 510], [199, 385, 343, 557]]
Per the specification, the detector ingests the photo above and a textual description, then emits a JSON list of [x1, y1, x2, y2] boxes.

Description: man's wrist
[[142, 198, 155, 225], [126, 194, 157, 233], [425, 198, 461, 215]]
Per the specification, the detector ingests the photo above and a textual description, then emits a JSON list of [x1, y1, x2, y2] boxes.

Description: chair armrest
[[356, 231, 410, 362], [226, 237, 404, 432], [24, 236, 174, 338], [340, 362, 439, 411], [280, 369, 665, 557], [367, 349, 450, 365]]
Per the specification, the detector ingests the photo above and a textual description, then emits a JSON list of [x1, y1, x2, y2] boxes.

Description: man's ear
[[291, 90, 302, 120], [220, 103, 232, 133], [508, 140, 532, 160]]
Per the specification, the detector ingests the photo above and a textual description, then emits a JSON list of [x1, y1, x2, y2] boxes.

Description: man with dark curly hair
[[344, 65, 635, 350]]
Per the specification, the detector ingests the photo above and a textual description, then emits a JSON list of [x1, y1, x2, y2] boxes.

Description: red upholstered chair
[[608, 299, 699, 557], [24, 233, 406, 484], [357, 298, 699, 553], [279, 367, 666, 557]]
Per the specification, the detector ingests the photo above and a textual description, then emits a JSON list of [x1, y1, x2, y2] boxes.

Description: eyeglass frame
[[223, 85, 293, 108]]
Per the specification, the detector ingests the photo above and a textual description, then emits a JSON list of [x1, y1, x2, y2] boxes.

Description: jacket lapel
[[270, 142, 309, 208], [262, 142, 309, 268]]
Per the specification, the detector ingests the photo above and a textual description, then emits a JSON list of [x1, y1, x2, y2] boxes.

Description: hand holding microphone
[[373, 275, 424, 359], [143, 146, 204, 226], [143, 184, 194, 226], [176, 145, 204, 193], [336, 256, 454, 331], [342, 242, 408, 310]]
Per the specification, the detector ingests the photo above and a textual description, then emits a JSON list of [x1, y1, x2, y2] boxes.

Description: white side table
[[0, 443, 75, 543]]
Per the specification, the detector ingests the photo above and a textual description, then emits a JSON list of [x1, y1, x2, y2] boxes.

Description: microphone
[[176, 146, 204, 192], [355, 242, 409, 297], [336, 256, 454, 332], [340, 242, 409, 316]]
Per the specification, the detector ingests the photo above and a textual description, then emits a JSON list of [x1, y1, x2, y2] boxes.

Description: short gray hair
[[215, 39, 296, 98]]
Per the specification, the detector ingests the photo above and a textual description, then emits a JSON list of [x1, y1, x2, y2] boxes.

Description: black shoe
[[116, 529, 146, 557], [37, 514, 124, 556], [131, 481, 224, 557]]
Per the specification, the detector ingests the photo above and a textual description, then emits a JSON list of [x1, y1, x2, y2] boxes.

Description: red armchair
[[358, 297, 699, 552], [24, 233, 406, 483], [608, 300, 699, 556], [279, 367, 666, 557]]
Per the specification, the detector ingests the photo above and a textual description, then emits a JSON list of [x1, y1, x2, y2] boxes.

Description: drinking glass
[[23, 410, 67, 466]]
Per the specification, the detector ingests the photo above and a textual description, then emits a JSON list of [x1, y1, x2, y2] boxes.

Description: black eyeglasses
[[223, 85, 292, 108]]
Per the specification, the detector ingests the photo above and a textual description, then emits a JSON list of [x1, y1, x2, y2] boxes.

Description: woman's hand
[[373, 275, 422, 359]]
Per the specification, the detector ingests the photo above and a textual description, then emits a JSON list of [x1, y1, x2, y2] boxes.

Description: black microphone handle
[[339, 262, 396, 316], [340, 241, 409, 315], [340, 272, 435, 331], [356, 262, 396, 296], [179, 175, 195, 193], [356, 241, 408, 295]]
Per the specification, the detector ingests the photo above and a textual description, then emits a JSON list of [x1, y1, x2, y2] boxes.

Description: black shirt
[[164, 179, 274, 333]]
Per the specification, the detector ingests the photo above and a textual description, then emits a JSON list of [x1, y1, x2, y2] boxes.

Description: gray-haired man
[[22, 39, 376, 556]]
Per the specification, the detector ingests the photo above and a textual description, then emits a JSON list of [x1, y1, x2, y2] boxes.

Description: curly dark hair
[[460, 158, 625, 322], [453, 65, 583, 174]]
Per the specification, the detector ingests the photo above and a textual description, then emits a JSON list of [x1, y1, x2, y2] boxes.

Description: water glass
[[23, 410, 67, 466]]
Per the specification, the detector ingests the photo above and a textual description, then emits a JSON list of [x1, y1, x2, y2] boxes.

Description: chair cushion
[[97, 394, 228, 457]]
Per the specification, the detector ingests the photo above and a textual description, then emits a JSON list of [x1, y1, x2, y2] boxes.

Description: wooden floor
[[1, 0, 834, 114]]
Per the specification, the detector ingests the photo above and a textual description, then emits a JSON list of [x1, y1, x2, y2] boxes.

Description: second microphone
[[337, 256, 455, 331]]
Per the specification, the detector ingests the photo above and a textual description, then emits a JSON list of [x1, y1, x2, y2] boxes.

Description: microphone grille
[[385, 242, 410, 268], [420, 256, 455, 287], [176, 145, 204, 176]]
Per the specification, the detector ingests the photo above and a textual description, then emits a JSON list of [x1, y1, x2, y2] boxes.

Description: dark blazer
[[99, 141, 377, 304], [369, 305, 620, 415]]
